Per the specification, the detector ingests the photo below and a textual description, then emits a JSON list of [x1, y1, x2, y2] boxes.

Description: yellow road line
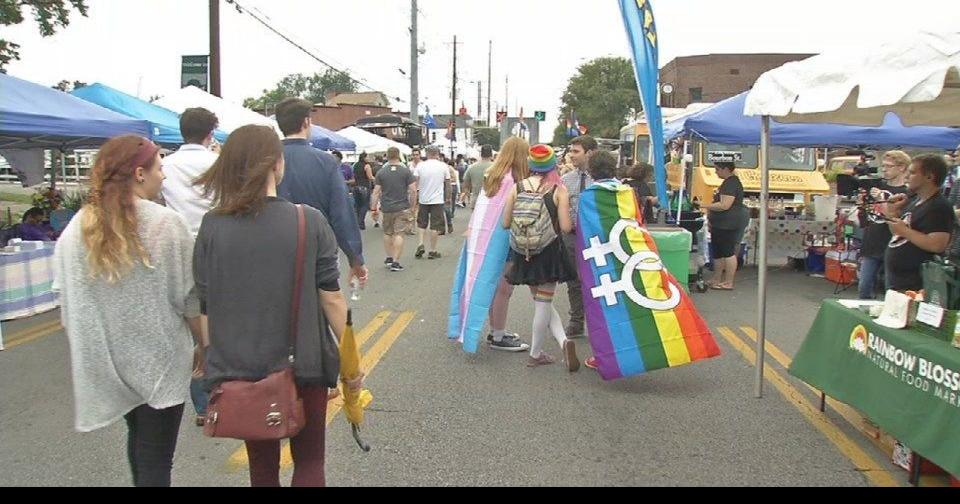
[[716, 326, 899, 487], [2, 319, 62, 350], [227, 311, 416, 472], [737, 326, 885, 446], [356, 310, 391, 351]]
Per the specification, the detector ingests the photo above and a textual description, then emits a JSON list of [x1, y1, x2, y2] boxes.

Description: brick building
[[659, 53, 814, 108], [310, 103, 393, 131]]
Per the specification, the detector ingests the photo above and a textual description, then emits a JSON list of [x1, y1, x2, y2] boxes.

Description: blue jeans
[[190, 378, 208, 416], [353, 187, 370, 229], [859, 256, 884, 299]]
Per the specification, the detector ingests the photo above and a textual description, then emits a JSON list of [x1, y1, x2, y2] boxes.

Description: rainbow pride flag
[[576, 180, 720, 381], [448, 173, 515, 353]]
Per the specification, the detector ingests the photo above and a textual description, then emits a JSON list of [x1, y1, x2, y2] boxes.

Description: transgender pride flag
[[448, 173, 515, 353]]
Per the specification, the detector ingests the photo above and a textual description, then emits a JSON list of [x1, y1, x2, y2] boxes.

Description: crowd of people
[[47, 86, 960, 487]]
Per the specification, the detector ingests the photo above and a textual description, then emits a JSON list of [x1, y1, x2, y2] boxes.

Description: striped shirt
[[561, 168, 594, 232]]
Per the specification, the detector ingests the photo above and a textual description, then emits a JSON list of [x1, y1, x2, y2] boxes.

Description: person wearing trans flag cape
[[448, 137, 532, 353]]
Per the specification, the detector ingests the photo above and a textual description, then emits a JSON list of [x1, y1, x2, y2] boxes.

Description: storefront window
[[703, 143, 758, 168], [769, 147, 817, 171], [702, 143, 816, 171]]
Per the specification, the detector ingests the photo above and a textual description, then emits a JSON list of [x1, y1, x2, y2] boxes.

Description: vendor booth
[[0, 75, 155, 343], [337, 127, 412, 156], [71, 83, 229, 146], [155, 85, 282, 136], [744, 30, 960, 481]]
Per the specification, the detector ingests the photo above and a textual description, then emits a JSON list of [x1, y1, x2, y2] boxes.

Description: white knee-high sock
[[531, 300, 552, 358], [548, 305, 567, 348]]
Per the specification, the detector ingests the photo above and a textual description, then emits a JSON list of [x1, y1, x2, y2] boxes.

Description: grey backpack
[[509, 180, 558, 260]]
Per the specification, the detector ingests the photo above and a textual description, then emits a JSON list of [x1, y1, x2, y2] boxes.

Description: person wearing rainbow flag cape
[[576, 151, 721, 379]]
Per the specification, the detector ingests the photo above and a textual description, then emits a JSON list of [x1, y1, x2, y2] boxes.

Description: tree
[[551, 56, 641, 145], [0, 1, 89, 71], [52, 79, 86, 92], [244, 68, 358, 111], [473, 127, 501, 150]]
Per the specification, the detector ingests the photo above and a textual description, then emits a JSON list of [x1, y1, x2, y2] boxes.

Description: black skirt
[[506, 238, 577, 286]]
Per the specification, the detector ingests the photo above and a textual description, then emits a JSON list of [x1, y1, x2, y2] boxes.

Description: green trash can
[[649, 226, 692, 292]]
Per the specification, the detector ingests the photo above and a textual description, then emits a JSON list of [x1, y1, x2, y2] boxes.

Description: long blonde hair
[[483, 136, 530, 197], [81, 135, 158, 283]]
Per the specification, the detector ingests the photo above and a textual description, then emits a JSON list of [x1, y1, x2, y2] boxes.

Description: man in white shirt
[[160, 107, 218, 427], [161, 108, 220, 237], [414, 146, 451, 260]]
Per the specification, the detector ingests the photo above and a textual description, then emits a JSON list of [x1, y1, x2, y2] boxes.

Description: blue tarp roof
[[664, 92, 960, 149], [0, 73, 153, 149], [310, 125, 356, 152], [71, 83, 229, 146]]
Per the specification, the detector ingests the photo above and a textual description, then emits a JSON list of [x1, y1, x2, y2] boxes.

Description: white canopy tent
[[337, 127, 412, 156], [743, 31, 960, 398], [155, 86, 282, 136]]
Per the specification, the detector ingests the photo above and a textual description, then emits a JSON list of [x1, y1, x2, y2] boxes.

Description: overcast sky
[[6, 0, 958, 126]]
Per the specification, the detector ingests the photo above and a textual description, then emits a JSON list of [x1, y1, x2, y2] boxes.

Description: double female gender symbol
[[581, 219, 682, 310]]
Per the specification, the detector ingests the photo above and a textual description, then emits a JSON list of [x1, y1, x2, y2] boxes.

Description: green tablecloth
[[649, 227, 692, 292], [790, 300, 960, 476]]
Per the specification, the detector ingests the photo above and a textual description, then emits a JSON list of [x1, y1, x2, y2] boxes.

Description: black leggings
[[123, 403, 184, 487]]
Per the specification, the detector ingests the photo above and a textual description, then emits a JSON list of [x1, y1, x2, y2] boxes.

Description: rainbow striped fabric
[[576, 180, 720, 380], [448, 173, 515, 353]]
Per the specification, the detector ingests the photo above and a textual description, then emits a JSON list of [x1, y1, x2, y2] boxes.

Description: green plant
[[61, 188, 89, 212], [31, 186, 63, 214]]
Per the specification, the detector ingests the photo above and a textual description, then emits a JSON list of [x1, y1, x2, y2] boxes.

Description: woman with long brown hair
[[54, 135, 203, 487], [449, 137, 532, 352], [193, 125, 355, 487]]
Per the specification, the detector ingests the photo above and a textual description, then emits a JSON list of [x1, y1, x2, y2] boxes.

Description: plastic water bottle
[[350, 278, 362, 302]]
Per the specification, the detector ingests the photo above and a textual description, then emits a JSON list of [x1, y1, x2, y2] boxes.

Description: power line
[[224, 0, 407, 103]]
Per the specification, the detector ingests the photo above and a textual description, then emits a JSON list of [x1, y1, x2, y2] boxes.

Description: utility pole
[[487, 40, 492, 127], [409, 0, 419, 125], [451, 35, 457, 159], [505, 75, 509, 118], [477, 81, 482, 127], [209, 0, 221, 97]]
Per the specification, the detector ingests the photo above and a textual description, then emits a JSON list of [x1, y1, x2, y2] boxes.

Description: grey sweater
[[54, 199, 199, 432], [193, 198, 341, 386]]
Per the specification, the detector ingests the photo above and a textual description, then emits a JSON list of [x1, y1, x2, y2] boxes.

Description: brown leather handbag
[[203, 204, 308, 441]]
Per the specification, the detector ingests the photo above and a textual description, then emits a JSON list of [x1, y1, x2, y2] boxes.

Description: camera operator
[[884, 154, 956, 292], [855, 151, 909, 299]]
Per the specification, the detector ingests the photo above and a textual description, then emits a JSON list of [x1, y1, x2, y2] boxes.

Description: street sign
[[496, 111, 507, 124], [534, 111, 546, 121], [181, 55, 209, 91], [707, 151, 743, 163]]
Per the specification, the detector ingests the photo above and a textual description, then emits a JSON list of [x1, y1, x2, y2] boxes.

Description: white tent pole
[[756, 116, 770, 398], [677, 141, 687, 221]]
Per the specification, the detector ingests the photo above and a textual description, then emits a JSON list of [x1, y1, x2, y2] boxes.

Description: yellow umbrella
[[340, 310, 373, 452]]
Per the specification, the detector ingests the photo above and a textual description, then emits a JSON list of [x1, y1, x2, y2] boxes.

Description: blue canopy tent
[[664, 91, 960, 149], [71, 83, 228, 147], [0, 73, 153, 150], [310, 125, 356, 151]]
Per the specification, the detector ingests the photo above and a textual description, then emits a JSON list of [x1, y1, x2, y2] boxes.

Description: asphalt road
[[0, 208, 916, 486]]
